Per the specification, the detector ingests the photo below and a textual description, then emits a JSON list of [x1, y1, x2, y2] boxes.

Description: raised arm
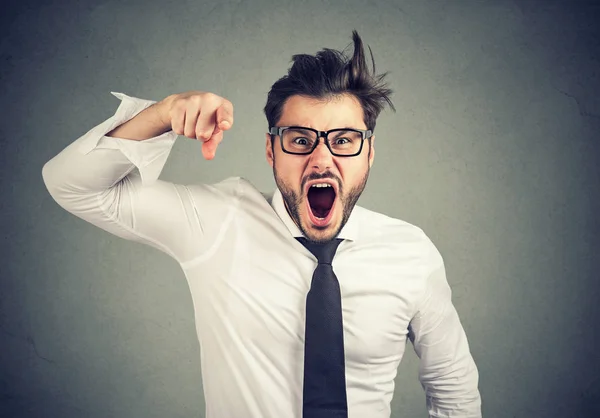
[[41, 91, 237, 265], [408, 238, 482, 417]]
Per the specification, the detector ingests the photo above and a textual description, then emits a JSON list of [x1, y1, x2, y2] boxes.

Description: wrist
[[154, 95, 174, 131]]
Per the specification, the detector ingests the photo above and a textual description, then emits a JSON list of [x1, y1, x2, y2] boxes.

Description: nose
[[308, 139, 334, 170]]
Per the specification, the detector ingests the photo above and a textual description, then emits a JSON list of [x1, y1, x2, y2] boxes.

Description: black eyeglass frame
[[268, 126, 374, 157]]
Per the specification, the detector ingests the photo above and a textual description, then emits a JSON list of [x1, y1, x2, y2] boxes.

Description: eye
[[335, 137, 350, 145], [293, 137, 310, 145]]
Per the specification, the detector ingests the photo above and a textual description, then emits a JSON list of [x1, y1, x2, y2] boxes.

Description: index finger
[[216, 100, 234, 130]]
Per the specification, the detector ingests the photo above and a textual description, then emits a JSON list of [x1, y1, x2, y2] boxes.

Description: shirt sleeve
[[42, 92, 241, 265], [408, 237, 482, 418]]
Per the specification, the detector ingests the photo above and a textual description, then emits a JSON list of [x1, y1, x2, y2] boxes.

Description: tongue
[[308, 187, 335, 218]]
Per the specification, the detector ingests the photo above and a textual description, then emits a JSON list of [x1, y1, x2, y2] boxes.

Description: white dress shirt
[[42, 92, 482, 418]]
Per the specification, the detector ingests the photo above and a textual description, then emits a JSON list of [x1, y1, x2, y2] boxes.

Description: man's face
[[265, 94, 375, 243]]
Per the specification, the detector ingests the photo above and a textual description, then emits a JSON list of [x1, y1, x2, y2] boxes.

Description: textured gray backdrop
[[2, 0, 599, 417]]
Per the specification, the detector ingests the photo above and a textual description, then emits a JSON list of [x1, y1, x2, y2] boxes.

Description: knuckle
[[203, 92, 218, 102], [174, 97, 187, 108], [190, 94, 202, 106], [196, 131, 209, 141]]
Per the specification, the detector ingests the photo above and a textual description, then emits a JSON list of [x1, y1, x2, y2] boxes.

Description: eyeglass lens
[[281, 128, 363, 155]]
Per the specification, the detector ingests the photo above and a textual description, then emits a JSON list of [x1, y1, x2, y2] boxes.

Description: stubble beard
[[273, 163, 369, 244]]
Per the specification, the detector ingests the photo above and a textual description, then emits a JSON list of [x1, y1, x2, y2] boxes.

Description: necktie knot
[[296, 237, 343, 265]]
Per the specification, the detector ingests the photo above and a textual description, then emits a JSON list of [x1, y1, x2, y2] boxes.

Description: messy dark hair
[[264, 30, 395, 137]]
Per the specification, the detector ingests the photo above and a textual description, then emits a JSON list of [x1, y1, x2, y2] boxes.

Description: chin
[[301, 206, 341, 243]]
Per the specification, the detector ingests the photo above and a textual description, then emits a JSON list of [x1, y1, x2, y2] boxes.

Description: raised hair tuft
[[264, 30, 395, 133]]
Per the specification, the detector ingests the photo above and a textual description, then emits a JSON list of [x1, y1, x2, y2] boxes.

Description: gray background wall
[[1, 0, 599, 417]]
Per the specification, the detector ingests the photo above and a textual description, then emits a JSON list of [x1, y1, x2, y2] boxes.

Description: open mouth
[[306, 183, 336, 223]]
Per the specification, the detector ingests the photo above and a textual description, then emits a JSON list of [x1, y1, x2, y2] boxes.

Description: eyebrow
[[286, 127, 314, 135], [329, 128, 357, 135], [286, 126, 359, 133]]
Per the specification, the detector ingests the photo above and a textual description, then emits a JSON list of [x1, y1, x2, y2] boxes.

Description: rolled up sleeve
[[42, 91, 239, 265], [77, 91, 176, 187]]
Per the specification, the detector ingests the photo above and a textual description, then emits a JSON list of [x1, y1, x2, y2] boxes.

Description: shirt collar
[[270, 187, 359, 242]]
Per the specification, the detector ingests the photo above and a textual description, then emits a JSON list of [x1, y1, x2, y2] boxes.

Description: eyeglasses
[[268, 126, 373, 157]]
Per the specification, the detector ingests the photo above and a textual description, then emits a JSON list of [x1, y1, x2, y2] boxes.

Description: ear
[[266, 133, 274, 168], [368, 135, 375, 168]]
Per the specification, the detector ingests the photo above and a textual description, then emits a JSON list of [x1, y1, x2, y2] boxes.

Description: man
[[42, 31, 481, 417]]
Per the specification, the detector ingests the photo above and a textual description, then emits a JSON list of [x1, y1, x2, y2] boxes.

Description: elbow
[[41, 158, 76, 207], [42, 159, 60, 200], [424, 365, 482, 417]]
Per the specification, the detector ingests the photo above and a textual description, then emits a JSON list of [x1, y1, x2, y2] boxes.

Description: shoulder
[[353, 204, 425, 242], [353, 204, 443, 267]]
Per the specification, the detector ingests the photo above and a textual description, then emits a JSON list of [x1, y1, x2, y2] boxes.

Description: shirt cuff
[[78, 92, 178, 186]]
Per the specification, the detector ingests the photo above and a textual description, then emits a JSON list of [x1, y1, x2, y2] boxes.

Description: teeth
[[310, 183, 332, 188]]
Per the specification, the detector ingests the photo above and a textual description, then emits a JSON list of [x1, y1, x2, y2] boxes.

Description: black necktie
[[296, 237, 348, 418]]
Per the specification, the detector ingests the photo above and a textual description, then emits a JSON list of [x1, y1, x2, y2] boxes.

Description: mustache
[[302, 171, 341, 191]]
